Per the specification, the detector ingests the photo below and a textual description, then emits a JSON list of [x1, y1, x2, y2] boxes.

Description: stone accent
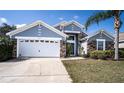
[[106, 41, 114, 50], [60, 40, 66, 57], [87, 41, 97, 52], [87, 40, 114, 52]]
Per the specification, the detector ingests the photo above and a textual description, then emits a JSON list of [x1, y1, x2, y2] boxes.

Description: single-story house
[[6, 20, 87, 58], [81, 30, 115, 54], [119, 32, 124, 48]]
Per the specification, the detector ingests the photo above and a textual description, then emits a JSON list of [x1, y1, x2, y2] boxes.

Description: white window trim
[[96, 39, 106, 50], [64, 30, 81, 34]]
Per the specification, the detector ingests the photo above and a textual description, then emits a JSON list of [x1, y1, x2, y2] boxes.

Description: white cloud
[[59, 17, 64, 20], [0, 17, 8, 24], [16, 24, 26, 28], [73, 15, 79, 19]]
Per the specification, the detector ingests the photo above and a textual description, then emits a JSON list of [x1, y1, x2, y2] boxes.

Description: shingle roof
[[119, 32, 124, 41]]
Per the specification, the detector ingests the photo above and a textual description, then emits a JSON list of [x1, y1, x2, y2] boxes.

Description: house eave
[[6, 20, 68, 39]]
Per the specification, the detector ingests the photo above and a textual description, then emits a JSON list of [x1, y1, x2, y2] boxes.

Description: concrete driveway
[[0, 58, 72, 83]]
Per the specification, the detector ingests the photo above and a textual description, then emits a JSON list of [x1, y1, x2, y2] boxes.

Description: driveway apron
[[0, 58, 72, 83]]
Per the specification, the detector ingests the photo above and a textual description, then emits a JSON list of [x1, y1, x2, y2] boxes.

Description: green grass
[[62, 59, 124, 83]]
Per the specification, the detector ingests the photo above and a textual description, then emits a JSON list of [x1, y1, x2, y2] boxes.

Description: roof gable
[[6, 20, 68, 38], [54, 20, 85, 30], [88, 30, 114, 40]]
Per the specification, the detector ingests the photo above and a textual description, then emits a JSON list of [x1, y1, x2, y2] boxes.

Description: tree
[[85, 10, 124, 61], [0, 23, 16, 36]]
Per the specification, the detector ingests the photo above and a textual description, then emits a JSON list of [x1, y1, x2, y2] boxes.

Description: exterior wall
[[88, 33, 113, 42], [86, 32, 114, 52], [55, 26, 62, 31], [64, 23, 82, 31], [106, 41, 114, 50], [87, 40, 114, 53], [13, 25, 64, 39], [87, 40, 97, 52], [60, 40, 66, 57], [81, 41, 87, 54], [119, 42, 124, 48]]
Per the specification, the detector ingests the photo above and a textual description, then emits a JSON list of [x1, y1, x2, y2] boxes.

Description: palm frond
[[85, 10, 114, 30]]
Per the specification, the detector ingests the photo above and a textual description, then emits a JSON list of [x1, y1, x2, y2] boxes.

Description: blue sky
[[0, 10, 124, 35]]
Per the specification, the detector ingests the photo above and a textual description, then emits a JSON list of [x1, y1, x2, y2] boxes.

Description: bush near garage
[[0, 36, 14, 61]]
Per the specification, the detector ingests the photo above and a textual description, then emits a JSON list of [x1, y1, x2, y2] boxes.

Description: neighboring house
[[6, 20, 87, 58], [119, 32, 124, 48], [81, 30, 114, 54]]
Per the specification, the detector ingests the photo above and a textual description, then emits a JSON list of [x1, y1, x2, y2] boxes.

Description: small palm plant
[[85, 10, 124, 61]]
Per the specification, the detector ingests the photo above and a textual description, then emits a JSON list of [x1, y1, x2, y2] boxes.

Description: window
[[30, 40, 34, 42], [35, 40, 39, 42], [40, 40, 44, 42], [25, 40, 29, 42], [55, 41, 58, 43], [97, 39, 105, 50], [50, 41, 54, 43], [20, 40, 24, 42], [68, 35, 75, 40], [45, 40, 49, 43]]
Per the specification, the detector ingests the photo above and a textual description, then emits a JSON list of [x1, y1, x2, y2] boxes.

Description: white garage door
[[19, 39, 60, 57]]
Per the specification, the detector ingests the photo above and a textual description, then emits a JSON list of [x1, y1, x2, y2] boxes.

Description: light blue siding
[[13, 25, 64, 39], [88, 33, 114, 42], [64, 23, 82, 31]]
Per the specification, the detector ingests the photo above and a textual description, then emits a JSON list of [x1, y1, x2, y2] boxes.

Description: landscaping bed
[[62, 59, 124, 83]]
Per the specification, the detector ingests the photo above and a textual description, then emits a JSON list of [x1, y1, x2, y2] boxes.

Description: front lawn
[[62, 59, 124, 83]]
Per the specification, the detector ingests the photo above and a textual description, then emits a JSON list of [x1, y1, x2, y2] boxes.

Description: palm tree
[[85, 10, 124, 61]]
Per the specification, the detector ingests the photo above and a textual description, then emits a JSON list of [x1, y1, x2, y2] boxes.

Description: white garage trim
[[17, 39, 19, 58], [16, 37, 61, 58], [15, 36, 62, 40]]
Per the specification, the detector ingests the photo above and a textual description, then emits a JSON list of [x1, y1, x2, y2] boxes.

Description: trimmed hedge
[[89, 50, 114, 60], [89, 49, 124, 60]]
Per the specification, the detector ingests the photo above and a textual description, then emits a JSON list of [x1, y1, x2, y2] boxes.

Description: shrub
[[89, 50, 114, 60], [90, 50, 99, 59], [97, 51, 106, 59], [89, 49, 124, 59], [0, 36, 14, 61], [82, 53, 89, 58], [104, 50, 114, 58], [119, 50, 124, 58]]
